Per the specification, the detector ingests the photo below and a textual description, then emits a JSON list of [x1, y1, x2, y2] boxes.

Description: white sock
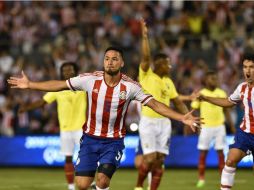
[[147, 172, 152, 187], [68, 183, 75, 190], [220, 165, 236, 190], [96, 186, 109, 190]]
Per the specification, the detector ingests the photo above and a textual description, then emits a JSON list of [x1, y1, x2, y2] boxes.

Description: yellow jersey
[[191, 88, 227, 127], [43, 91, 87, 131], [139, 66, 178, 118]]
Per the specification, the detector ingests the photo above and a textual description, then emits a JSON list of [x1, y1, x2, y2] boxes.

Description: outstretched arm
[[140, 18, 151, 72], [192, 91, 235, 107], [200, 95, 235, 107], [171, 97, 189, 114], [7, 71, 68, 92], [145, 99, 202, 132], [179, 90, 198, 102], [172, 96, 192, 135]]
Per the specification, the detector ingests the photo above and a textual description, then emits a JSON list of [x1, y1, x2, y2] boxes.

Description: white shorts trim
[[198, 125, 226, 150], [139, 116, 171, 155], [60, 130, 83, 156]]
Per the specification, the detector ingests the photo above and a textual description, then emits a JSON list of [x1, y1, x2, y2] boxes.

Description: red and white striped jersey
[[229, 82, 254, 134], [66, 71, 153, 138]]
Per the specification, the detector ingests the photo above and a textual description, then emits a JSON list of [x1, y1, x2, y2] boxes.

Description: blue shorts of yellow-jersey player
[[229, 128, 254, 157], [75, 134, 125, 178]]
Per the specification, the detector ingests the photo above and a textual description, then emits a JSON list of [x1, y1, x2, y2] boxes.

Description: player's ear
[[121, 61, 124, 68]]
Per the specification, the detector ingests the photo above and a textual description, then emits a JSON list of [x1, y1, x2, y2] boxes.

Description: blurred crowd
[[0, 1, 253, 136]]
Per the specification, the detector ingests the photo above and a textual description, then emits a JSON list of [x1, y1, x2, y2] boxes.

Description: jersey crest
[[119, 91, 127, 100]]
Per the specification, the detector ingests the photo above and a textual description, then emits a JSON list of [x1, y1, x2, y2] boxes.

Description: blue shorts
[[75, 134, 125, 176], [229, 129, 254, 155], [135, 139, 143, 156]]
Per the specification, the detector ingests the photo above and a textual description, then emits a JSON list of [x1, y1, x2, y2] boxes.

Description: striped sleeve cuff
[[141, 95, 153, 105], [228, 97, 237, 104], [66, 79, 76, 91]]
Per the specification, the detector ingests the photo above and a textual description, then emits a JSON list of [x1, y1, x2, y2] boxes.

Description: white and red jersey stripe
[[229, 82, 254, 134], [66, 71, 153, 138]]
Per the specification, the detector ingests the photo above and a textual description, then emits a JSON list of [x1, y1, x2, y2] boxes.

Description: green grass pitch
[[0, 168, 253, 190]]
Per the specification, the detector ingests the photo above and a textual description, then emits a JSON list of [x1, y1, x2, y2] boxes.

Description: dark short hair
[[202, 70, 216, 86], [60, 61, 79, 77], [105, 46, 124, 60], [242, 53, 254, 63], [153, 53, 168, 62]]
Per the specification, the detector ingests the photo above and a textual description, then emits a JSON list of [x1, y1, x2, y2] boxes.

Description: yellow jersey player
[[135, 18, 190, 190], [191, 70, 235, 188], [19, 62, 88, 190]]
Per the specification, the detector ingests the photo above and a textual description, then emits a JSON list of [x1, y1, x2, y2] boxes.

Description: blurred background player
[[134, 84, 196, 190], [196, 54, 254, 190], [134, 18, 190, 190], [191, 70, 235, 188], [133, 92, 195, 190], [18, 62, 91, 190]]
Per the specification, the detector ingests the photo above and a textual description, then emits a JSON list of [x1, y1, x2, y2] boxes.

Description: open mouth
[[246, 74, 250, 78]]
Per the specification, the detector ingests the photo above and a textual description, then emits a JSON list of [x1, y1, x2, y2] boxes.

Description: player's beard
[[245, 73, 253, 84], [104, 68, 121, 76]]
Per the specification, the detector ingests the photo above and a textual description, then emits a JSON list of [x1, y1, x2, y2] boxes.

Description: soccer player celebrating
[[191, 70, 235, 188], [18, 62, 89, 190], [194, 54, 254, 190], [8, 46, 201, 190]]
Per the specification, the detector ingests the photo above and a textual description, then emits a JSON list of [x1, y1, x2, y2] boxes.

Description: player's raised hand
[[140, 17, 148, 37], [188, 89, 200, 101], [182, 110, 203, 132], [7, 71, 30, 89]]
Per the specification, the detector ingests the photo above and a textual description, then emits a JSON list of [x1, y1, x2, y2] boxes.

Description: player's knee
[[96, 175, 110, 189], [225, 159, 237, 167], [97, 165, 114, 189], [75, 175, 94, 190], [98, 164, 116, 179], [75, 179, 90, 190]]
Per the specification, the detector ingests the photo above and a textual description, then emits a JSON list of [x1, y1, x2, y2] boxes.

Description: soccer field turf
[[0, 168, 253, 190]]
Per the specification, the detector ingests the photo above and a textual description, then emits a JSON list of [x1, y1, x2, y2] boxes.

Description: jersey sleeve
[[228, 84, 241, 104], [43, 92, 57, 104], [66, 74, 89, 91], [131, 83, 153, 105]]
